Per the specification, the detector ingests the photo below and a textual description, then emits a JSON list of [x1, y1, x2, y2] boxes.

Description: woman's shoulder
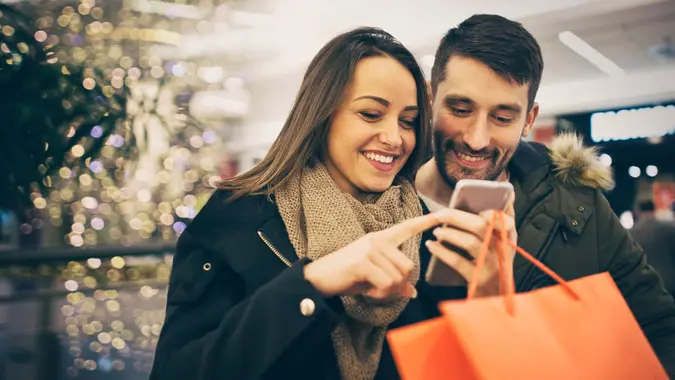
[[186, 189, 278, 236]]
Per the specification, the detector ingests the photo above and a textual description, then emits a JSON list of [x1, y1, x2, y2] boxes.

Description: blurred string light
[[12, 0, 242, 247], [620, 211, 635, 230], [4, 25, 241, 380], [599, 153, 612, 167], [646, 165, 659, 178], [51, 256, 173, 376], [629, 166, 641, 178]]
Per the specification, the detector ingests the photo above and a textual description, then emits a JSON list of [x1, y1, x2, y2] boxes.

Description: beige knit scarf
[[275, 161, 423, 380]]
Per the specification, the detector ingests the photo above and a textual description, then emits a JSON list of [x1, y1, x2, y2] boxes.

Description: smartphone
[[424, 179, 514, 286]]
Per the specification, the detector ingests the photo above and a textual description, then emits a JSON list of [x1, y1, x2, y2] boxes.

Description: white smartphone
[[424, 179, 515, 286]]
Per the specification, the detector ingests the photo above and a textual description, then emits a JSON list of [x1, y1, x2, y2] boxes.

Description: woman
[[150, 27, 463, 380]]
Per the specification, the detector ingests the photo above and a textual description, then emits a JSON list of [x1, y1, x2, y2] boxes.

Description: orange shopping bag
[[387, 212, 667, 380]]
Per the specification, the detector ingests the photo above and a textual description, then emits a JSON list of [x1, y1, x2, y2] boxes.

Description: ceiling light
[[558, 31, 625, 77]]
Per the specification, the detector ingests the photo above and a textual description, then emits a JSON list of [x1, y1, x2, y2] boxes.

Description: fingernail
[[425, 240, 432, 247], [432, 228, 440, 237], [411, 287, 418, 299]]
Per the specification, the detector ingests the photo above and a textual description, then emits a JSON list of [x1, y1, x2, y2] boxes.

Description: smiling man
[[415, 14, 675, 375]]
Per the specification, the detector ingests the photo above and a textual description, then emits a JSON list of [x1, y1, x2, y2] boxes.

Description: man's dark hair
[[638, 200, 656, 213], [430, 14, 543, 110]]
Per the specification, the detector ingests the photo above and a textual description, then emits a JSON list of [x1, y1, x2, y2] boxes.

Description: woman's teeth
[[363, 152, 394, 164], [457, 152, 488, 162]]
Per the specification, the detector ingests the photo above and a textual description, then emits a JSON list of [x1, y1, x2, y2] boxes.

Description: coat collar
[[508, 140, 595, 237], [508, 141, 554, 225], [186, 191, 296, 290]]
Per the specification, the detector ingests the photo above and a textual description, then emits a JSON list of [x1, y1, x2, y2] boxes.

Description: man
[[415, 14, 675, 374], [631, 200, 675, 295]]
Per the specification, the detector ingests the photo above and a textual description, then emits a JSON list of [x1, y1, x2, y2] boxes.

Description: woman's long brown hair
[[219, 27, 431, 201]]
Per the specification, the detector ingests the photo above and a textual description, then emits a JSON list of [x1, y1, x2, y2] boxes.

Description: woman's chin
[[356, 178, 395, 194]]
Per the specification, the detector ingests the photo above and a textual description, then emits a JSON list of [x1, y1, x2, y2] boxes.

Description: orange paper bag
[[387, 212, 667, 380]]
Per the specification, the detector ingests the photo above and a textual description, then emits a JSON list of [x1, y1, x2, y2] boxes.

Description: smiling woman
[[322, 56, 421, 197], [218, 29, 431, 201], [150, 27, 459, 380]]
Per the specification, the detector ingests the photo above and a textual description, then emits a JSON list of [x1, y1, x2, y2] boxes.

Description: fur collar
[[548, 133, 615, 191]]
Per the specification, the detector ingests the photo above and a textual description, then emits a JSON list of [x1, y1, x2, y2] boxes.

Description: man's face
[[431, 56, 539, 187]]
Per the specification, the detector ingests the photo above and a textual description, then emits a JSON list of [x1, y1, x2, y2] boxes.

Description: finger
[[369, 250, 405, 285], [379, 212, 445, 246], [380, 208, 486, 246], [402, 283, 418, 299], [378, 246, 415, 279], [425, 240, 475, 280], [365, 282, 417, 299], [504, 196, 515, 217], [432, 227, 483, 259], [435, 208, 488, 238], [372, 248, 417, 298], [480, 210, 515, 233], [363, 261, 396, 290]]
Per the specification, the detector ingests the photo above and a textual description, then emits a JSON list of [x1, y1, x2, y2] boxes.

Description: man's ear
[[522, 102, 540, 138]]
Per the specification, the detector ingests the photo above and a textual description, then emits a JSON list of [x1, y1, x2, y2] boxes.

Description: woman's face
[[322, 55, 419, 197]]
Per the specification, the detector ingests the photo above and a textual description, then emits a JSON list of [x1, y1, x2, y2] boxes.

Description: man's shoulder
[[514, 135, 613, 210], [516, 134, 614, 193], [547, 134, 615, 192], [514, 135, 619, 230]]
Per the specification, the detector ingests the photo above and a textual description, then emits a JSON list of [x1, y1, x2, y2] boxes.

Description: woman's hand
[[303, 211, 448, 300]]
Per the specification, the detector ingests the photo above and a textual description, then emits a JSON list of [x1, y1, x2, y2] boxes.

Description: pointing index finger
[[380, 212, 445, 246]]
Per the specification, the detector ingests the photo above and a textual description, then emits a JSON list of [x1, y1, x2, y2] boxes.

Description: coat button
[[203, 263, 212, 271], [577, 206, 585, 213], [571, 220, 579, 227], [299, 298, 315, 316]]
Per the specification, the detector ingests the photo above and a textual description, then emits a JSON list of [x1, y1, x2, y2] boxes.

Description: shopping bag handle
[[466, 211, 579, 315]]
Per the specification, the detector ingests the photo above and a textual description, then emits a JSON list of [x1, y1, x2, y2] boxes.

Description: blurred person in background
[[151, 27, 479, 380], [415, 14, 675, 375], [631, 200, 675, 296]]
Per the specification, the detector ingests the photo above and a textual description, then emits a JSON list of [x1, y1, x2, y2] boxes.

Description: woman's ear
[[426, 81, 433, 104]]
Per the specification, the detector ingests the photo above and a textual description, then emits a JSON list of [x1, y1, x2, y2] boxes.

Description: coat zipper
[[257, 230, 292, 267], [517, 221, 560, 292]]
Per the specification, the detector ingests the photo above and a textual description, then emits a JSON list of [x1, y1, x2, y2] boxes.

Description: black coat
[[151, 141, 675, 379], [148, 190, 464, 380]]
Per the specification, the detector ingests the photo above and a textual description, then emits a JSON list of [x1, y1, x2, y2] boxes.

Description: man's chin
[[444, 170, 486, 187], [438, 163, 503, 187]]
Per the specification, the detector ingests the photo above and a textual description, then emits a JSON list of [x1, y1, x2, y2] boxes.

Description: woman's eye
[[400, 118, 416, 129], [359, 112, 380, 121]]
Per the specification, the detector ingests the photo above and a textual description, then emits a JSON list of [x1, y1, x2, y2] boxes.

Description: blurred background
[[0, 0, 673, 378]]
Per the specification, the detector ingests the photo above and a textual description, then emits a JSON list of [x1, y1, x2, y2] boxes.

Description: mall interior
[[0, 0, 674, 379]]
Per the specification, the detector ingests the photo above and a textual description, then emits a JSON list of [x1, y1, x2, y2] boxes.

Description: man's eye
[[452, 108, 472, 116], [495, 116, 514, 125]]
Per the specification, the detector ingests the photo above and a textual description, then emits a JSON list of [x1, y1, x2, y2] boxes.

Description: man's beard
[[433, 132, 511, 188]]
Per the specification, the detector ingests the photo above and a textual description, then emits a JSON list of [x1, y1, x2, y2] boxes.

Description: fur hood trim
[[548, 133, 615, 191]]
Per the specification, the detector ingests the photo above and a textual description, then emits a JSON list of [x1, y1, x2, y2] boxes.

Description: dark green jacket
[[509, 135, 675, 375]]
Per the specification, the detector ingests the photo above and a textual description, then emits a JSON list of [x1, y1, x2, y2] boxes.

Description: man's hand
[[425, 202, 517, 297]]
